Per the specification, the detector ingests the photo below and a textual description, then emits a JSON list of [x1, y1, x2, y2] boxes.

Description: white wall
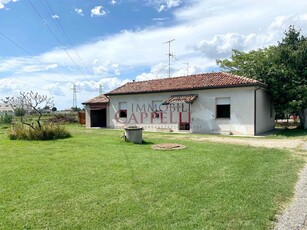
[[107, 86, 266, 135], [255, 89, 275, 134], [84, 105, 91, 128]]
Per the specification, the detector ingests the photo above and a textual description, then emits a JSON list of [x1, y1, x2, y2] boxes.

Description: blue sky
[[0, 0, 307, 109]]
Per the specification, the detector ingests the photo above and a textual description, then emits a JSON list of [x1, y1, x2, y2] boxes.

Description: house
[[82, 72, 275, 135], [0, 102, 15, 113]]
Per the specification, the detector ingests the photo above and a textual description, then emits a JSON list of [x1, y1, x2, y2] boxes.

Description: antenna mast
[[163, 39, 175, 78]]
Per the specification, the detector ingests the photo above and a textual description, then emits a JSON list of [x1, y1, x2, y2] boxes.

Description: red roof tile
[[106, 72, 262, 95], [82, 94, 109, 104]]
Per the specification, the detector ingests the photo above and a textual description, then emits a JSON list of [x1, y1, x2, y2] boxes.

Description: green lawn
[[0, 125, 304, 229]]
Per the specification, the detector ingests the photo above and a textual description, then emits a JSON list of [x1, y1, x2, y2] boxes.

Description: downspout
[[254, 87, 261, 135]]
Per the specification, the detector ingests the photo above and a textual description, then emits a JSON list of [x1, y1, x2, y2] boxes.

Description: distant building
[[0, 102, 14, 113], [0, 102, 32, 114], [83, 72, 275, 136]]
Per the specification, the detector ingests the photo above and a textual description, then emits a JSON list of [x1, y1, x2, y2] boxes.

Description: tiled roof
[[163, 94, 198, 104], [82, 94, 109, 104], [106, 72, 262, 95]]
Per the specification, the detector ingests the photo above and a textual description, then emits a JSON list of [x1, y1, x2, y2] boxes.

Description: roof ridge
[[131, 72, 223, 84], [106, 72, 263, 95], [222, 72, 258, 82]]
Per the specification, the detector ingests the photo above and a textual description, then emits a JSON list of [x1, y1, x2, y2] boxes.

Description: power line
[[43, 0, 90, 73], [0, 31, 33, 57], [0, 30, 72, 82], [27, 0, 87, 78]]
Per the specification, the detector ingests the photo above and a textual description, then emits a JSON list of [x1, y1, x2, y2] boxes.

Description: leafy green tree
[[217, 26, 307, 128]]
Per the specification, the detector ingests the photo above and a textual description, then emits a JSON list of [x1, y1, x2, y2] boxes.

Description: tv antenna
[[163, 39, 177, 78]]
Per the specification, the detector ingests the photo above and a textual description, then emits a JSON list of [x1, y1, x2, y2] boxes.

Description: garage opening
[[91, 109, 107, 127]]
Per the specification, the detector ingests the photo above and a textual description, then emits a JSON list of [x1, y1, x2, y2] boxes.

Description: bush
[[9, 124, 72, 141], [48, 113, 78, 124], [0, 112, 13, 124]]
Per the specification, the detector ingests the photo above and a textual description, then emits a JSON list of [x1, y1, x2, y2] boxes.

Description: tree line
[[217, 26, 307, 128]]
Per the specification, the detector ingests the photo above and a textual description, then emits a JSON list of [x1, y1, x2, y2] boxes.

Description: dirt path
[[192, 136, 307, 152], [161, 133, 307, 153]]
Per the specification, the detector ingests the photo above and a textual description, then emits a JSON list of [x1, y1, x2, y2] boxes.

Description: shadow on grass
[[273, 128, 307, 137], [141, 140, 155, 145]]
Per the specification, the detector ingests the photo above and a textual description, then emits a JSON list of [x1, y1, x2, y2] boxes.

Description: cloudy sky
[[0, 0, 306, 109]]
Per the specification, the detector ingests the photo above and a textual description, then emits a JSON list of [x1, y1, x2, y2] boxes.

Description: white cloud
[[149, 0, 181, 12], [110, 0, 117, 5], [52, 15, 60, 19], [68, 77, 129, 93], [0, 0, 17, 9], [269, 14, 307, 32], [92, 59, 120, 75], [136, 62, 207, 81], [91, 6, 107, 17], [43, 83, 65, 96], [74, 8, 84, 16], [0, 79, 32, 96], [192, 32, 274, 58]]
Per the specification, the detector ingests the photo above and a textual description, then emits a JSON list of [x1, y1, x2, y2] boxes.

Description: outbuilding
[[83, 72, 275, 135]]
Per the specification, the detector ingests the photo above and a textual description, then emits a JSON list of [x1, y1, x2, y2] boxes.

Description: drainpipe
[[254, 87, 261, 135]]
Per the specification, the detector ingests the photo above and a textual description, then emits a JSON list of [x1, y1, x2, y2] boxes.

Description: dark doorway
[[91, 109, 107, 127]]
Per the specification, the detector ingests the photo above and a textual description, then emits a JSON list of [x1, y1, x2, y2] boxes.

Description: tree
[[3, 91, 54, 130], [217, 26, 307, 128]]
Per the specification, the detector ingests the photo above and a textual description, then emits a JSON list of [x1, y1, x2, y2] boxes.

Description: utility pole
[[184, 63, 190, 76], [163, 39, 176, 78], [72, 84, 77, 109], [99, 84, 102, 95]]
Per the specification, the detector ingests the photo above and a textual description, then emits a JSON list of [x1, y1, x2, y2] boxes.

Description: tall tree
[[217, 26, 307, 128]]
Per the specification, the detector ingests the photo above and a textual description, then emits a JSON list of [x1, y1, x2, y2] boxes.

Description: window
[[216, 97, 230, 118], [119, 102, 127, 118]]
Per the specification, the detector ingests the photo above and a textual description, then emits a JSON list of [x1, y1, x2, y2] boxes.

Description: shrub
[[48, 113, 78, 124], [9, 124, 71, 141], [0, 112, 13, 124]]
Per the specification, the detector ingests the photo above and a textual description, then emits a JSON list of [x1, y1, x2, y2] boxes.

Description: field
[[0, 125, 304, 229]]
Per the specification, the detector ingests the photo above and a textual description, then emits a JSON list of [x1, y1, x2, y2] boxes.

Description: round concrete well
[[124, 127, 143, 144]]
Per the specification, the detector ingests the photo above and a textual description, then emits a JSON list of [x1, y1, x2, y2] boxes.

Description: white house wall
[[84, 105, 91, 128], [255, 88, 275, 134], [107, 86, 271, 135]]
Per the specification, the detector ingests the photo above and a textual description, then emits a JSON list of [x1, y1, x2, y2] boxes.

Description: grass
[[271, 127, 307, 137], [0, 125, 304, 229]]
